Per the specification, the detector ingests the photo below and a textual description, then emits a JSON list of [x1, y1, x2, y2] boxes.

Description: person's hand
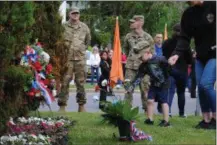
[[168, 55, 179, 65], [101, 79, 108, 87]]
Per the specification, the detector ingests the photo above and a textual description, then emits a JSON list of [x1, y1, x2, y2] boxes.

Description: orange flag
[[110, 17, 124, 88], [164, 23, 168, 40]]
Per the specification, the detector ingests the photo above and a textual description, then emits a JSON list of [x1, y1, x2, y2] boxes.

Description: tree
[[79, 1, 187, 48], [31, 1, 66, 90], [0, 1, 35, 135]]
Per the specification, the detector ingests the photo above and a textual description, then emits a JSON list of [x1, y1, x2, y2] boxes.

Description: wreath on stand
[[19, 41, 57, 113]]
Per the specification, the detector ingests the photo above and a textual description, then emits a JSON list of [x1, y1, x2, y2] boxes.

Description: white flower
[[9, 136, 18, 142], [30, 134, 37, 140], [38, 134, 45, 141], [22, 139, 27, 144], [40, 51, 50, 64], [1, 136, 9, 142], [18, 134, 23, 139]]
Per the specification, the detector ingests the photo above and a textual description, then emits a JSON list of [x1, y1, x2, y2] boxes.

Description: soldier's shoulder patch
[[125, 32, 134, 38]]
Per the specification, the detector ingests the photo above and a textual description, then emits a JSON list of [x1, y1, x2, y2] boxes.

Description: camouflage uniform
[[58, 20, 91, 106], [123, 18, 154, 110]]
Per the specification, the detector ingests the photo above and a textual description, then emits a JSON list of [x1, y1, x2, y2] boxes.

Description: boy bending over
[[125, 49, 171, 127]]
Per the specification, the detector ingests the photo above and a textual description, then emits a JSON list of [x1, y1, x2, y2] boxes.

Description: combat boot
[[58, 106, 66, 112], [78, 104, 86, 112]]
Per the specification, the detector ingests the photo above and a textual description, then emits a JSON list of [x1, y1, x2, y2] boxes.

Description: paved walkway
[[39, 89, 199, 115]]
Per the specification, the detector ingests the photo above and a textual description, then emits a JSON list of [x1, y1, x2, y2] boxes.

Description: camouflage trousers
[[58, 60, 86, 106], [124, 68, 150, 111]]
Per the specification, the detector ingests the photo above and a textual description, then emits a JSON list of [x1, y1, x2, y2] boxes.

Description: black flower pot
[[117, 119, 131, 140]]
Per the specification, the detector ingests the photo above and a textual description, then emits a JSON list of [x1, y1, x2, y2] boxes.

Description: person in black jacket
[[162, 23, 192, 117], [98, 51, 111, 109], [125, 49, 171, 127], [169, 1, 216, 129]]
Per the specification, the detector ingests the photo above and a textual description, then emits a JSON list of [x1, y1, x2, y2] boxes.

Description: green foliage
[[79, 1, 187, 47], [4, 66, 33, 97], [0, 66, 33, 135], [0, 1, 35, 67], [0, 2, 35, 135], [32, 1, 66, 82], [101, 100, 139, 126]]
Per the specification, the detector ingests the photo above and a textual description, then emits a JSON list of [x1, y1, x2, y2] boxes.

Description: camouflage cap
[[132, 15, 144, 21], [129, 19, 136, 23], [70, 7, 80, 14]]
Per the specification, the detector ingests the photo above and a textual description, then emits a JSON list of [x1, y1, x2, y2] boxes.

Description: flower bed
[[1, 116, 75, 145]]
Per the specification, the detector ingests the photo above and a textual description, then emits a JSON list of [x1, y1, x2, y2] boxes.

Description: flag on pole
[[164, 23, 168, 40], [110, 17, 124, 88]]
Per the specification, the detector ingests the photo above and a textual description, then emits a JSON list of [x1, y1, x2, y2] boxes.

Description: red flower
[[27, 88, 37, 98], [27, 91, 35, 98], [46, 64, 52, 74], [36, 42, 42, 47], [33, 61, 42, 72], [43, 79, 50, 85], [55, 122, 64, 128]]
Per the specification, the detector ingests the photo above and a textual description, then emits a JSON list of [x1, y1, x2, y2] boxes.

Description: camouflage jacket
[[63, 21, 91, 61], [123, 31, 154, 70]]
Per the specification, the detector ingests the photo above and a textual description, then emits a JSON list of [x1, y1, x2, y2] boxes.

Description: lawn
[[37, 112, 216, 145]]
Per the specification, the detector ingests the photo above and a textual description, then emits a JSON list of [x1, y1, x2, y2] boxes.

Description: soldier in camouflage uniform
[[123, 15, 154, 112], [58, 7, 91, 112]]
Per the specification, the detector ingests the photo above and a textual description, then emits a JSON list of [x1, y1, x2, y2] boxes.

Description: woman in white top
[[90, 46, 101, 85]]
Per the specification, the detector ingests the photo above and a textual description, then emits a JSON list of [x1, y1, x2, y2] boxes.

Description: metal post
[[195, 88, 201, 116]]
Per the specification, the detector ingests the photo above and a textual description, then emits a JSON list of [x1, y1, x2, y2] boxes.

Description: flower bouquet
[[19, 41, 57, 111]]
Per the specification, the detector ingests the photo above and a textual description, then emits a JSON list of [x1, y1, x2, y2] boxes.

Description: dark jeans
[[195, 59, 216, 113], [187, 60, 196, 98], [91, 66, 99, 84], [168, 69, 188, 115], [122, 63, 126, 77]]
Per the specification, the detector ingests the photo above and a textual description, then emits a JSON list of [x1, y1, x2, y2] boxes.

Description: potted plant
[[101, 100, 139, 140]]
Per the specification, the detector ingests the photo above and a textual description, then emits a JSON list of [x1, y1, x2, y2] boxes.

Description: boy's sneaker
[[195, 120, 211, 129], [179, 114, 187, 118], [144, 119, 154, 125], [209, 118, 216, 129], [158, 120, 171, 127]]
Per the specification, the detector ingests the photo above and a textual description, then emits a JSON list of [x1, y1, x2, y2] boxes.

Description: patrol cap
[[70, 7, 80, 14], [129, 19, 136, 23], [132, 15, 144, 21]]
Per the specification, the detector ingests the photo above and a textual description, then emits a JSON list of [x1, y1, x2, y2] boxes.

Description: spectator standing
[[169, 1, 216, 129], [162, 23, 192, 117], [121, 52, 127, 77], [90, 46, 101, 85], [98, 51, 111, 109], [154, 34, 163, 56]]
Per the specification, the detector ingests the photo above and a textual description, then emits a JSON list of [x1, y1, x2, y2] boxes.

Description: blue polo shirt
[[155, 44, 163, 56]]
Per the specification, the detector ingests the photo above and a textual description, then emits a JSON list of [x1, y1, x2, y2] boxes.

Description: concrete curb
[[69, 88, 140, 93]]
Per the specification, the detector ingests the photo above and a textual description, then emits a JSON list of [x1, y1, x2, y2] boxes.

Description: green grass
[[37, 112, 216, 145]]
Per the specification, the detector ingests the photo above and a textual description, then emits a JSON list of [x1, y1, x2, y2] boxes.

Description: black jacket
[[98, 59, 111, 88], [132, 56, 171, 89], [163, 36, 192, 73], [173, 1, 216, 64]]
